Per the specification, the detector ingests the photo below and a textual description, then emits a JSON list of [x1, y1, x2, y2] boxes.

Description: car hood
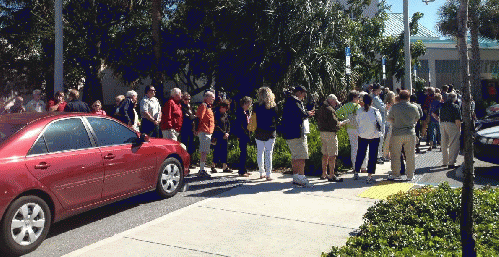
[[477, 126, 499, 138]]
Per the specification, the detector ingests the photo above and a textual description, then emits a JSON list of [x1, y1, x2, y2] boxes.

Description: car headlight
[[479, 137, 488, 144]]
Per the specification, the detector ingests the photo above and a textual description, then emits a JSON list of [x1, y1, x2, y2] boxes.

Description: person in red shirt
[[47, 91, 67, 112], [160, 88, 183, 141]]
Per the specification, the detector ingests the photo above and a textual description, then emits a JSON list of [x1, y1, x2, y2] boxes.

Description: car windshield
[[0, 123, 26, 145]]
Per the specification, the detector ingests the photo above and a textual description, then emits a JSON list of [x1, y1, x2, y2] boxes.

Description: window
[[87, 117, 137, 147], [0, 123, 25, 145], [29, 135, 48, 155], [43, 118, 92, 152]]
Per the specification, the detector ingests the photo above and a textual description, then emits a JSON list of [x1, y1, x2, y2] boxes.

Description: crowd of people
[[0, 83, 468, 188]]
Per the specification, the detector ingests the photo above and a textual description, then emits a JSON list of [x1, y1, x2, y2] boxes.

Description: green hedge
[[190, 119, 352, 174], [322, 183, 499, 256]]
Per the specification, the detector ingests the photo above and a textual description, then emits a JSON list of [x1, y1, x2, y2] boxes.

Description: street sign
[[345, 47, 351, 57], [345, 47, 351, 75]]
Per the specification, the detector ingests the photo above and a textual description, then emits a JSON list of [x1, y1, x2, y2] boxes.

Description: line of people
[[2, 83, 466, 188]]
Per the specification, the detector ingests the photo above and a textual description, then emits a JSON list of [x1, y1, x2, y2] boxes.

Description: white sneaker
[[387, 174, 401, 181], [293, 175, 313, 187]]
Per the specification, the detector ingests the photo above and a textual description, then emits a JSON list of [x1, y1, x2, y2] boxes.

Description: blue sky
[[385, 0, 445, 34]]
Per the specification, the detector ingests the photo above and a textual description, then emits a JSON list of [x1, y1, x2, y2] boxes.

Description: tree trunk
[[470, 0, 482, 102], [82, 63, 104, 105], [151, 0, 164, 103], [457, 1, 477, 256]]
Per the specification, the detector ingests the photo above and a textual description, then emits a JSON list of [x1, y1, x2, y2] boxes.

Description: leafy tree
[[0, 0, 152, 103], [167, 0, 391, 101]]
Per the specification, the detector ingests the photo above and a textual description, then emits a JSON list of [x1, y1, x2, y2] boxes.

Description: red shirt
[[47, 100, 67, 112], [160, 98, 183, 131], [92, 110, 107, 116]]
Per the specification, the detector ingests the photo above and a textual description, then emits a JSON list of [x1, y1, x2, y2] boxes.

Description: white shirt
[[25, 99, 46, 113], [140, 96, 161, 120], [356, 106, 382, 139]]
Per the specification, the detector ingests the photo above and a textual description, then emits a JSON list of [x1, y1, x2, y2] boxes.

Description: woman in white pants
[[252, 87, 278, 181], [336, 91, 367, 172]]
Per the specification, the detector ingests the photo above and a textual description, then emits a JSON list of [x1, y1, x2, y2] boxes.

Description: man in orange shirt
[[196, 90, 215, 177]]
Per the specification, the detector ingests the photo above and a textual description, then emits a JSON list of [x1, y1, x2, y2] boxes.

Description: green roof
[[384, 13, 499, 48], [384, 13, 440, 39]]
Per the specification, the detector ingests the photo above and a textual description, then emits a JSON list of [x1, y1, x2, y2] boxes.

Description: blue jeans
[[428, 121, 441, 146], [355, 137, 380, 174]]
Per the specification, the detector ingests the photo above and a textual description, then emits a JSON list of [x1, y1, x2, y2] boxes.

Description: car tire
[[156, 157, 184, 198], [0, 196, 51, 256]]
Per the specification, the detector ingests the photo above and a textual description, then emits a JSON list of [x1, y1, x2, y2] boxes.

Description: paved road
[[414, 146, 499, 188], [23, 174, 245, 257]]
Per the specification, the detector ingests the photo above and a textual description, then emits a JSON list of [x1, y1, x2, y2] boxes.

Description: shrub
[[322, 183, 499, 256], [191, 119, 352, 174]]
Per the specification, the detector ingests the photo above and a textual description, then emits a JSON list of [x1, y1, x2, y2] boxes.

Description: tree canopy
[[0, 0, 431, 102]]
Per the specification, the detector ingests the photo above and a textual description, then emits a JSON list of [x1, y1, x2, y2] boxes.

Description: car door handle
[[35, 162, 51, 169], [103, 154, 116, 160]]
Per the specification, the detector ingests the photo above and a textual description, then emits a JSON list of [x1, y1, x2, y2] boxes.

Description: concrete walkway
[[63, 162, 399, 257]]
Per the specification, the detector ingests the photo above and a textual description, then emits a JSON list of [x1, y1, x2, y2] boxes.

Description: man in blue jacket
[[281, 86, 315, 187]]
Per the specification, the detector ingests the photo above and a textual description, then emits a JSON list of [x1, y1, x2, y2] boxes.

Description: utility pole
[[54, 0, 63, 94], [403, 0, 411, 92]]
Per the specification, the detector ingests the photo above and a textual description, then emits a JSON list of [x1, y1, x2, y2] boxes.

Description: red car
[[0, 112, 190, 255]]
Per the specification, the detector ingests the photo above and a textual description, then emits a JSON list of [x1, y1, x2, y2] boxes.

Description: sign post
[[346, 47, 351, 87]]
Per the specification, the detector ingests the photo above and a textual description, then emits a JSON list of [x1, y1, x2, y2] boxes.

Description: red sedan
[[0, 112, 190, 255]]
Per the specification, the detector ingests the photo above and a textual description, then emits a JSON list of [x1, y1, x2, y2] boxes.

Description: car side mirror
[[133, 133, 150, 146], [140, 133, 150, 143]]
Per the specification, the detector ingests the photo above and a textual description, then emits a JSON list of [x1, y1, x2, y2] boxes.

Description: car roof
[[0, 112, 97, 126], [478, 125, 499, 137]]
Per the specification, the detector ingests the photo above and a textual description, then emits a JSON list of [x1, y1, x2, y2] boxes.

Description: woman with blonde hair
[[91, 100, 107, 115], [253, 87, 278, 180]]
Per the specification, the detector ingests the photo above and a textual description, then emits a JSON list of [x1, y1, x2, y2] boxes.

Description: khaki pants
[[440, 122, 460, 166], [390, 134, 416, 178]]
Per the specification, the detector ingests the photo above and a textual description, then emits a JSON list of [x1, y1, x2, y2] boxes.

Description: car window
[[87, 117, 137, 147], [29, 135, 49, 155], [0, 123, 25, 145], [43, 118, 93, 152]]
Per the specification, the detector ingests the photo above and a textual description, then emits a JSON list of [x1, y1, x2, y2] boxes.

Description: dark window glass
[[0, 123, 25, 145], [29, 135, 48, 155], [87, 117, 137, 147], [44, 118, 92, 152]]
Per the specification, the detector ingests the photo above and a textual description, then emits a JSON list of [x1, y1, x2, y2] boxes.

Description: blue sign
[[345, 47, 351, 57], [382, 57, 386, 65]]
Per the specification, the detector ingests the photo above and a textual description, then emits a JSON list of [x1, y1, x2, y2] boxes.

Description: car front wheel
[[156, 157, 184, 198], [0, 195, 51, 256]]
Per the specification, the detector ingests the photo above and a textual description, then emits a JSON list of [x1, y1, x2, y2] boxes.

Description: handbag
[[247, 113, 257, 132]]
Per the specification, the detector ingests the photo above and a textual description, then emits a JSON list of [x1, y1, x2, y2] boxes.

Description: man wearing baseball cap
[[281, 86, 315, 187]]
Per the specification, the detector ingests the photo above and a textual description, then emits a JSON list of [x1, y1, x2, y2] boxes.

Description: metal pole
[[404, 0, 412, 92], [54, 0, 64, 94]]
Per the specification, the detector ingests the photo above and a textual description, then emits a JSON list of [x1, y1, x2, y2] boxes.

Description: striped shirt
[[335, 102, 361, 129]]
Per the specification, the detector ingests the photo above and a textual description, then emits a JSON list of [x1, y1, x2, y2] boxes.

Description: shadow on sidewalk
[[184, 175, 379, 199]]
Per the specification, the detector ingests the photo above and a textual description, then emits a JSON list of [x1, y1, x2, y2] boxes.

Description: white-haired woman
[[253, 87, 278, 180], [121, 90, 139, 131], [382, 91, 396, 160]]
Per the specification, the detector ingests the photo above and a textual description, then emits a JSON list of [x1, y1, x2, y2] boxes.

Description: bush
[[191, 119, 352, 174], [323, 183, 499, 256]]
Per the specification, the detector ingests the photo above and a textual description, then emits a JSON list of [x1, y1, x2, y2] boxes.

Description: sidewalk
[[63, 155, 442, 257]]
